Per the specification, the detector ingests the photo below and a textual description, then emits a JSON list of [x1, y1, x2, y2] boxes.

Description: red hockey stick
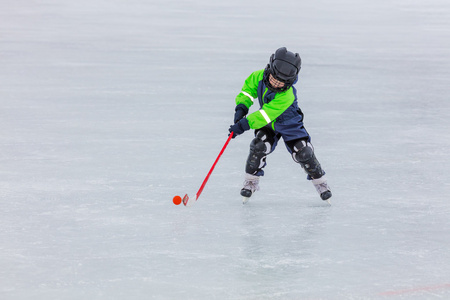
[[182, 132, 234, 206]]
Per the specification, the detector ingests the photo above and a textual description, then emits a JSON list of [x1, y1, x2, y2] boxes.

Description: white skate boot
[[312, 176, 332, 203], [240, 173, 260, 204]]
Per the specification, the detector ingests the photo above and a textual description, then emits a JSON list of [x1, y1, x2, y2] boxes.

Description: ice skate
[[240, 173, 260, 204], [312, 176, 332, 203]]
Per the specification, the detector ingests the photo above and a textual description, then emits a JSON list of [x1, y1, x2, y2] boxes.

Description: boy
[[228, 47, 332, 203]]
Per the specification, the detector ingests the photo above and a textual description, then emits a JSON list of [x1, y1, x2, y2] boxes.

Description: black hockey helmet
[[263, 47, 301, 92]]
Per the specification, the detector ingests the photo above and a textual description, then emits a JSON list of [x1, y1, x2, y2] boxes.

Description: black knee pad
[[291, 140, 324, 179], [245, 130, 273, 175], [292, 140, 314, 163]]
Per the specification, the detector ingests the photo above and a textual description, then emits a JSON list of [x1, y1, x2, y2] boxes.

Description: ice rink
[[1, 0, 450, 299]]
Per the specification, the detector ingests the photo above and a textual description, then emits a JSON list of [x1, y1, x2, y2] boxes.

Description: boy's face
[[269, 73, 285, 89]]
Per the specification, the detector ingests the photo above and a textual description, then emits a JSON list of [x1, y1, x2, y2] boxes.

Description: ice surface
[[1, 0, 450, 299]]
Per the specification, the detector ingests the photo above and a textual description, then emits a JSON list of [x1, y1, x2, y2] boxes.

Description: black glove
[[233, 104, 249, 124], [229, 118, 250, 138]]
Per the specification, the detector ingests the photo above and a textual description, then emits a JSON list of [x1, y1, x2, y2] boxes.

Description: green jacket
[[235, 69, 299, 130]]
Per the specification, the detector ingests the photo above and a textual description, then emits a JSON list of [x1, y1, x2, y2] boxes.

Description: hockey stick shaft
[[195, 132, 234, 200]]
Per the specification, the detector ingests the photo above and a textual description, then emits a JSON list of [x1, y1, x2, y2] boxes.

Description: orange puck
[[173, 195, 182, 205]]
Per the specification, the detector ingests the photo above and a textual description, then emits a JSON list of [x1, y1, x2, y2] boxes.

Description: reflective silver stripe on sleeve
[[241, 91, 255, 103], [259, 109, 271, 123]]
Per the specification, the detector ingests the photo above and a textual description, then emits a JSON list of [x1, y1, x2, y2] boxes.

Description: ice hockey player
[[228, 47, 332, 203]]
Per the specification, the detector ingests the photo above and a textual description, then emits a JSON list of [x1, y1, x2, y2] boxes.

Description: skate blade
[[242, 196, 250, 204]]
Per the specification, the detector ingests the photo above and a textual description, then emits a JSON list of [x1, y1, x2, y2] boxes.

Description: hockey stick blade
[[182, 193, 200, 207], [182, 193, 196, 207], [182, 194, 190, 206]]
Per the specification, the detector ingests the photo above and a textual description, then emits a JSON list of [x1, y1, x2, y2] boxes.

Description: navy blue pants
[[250, 114, 312, 176]]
